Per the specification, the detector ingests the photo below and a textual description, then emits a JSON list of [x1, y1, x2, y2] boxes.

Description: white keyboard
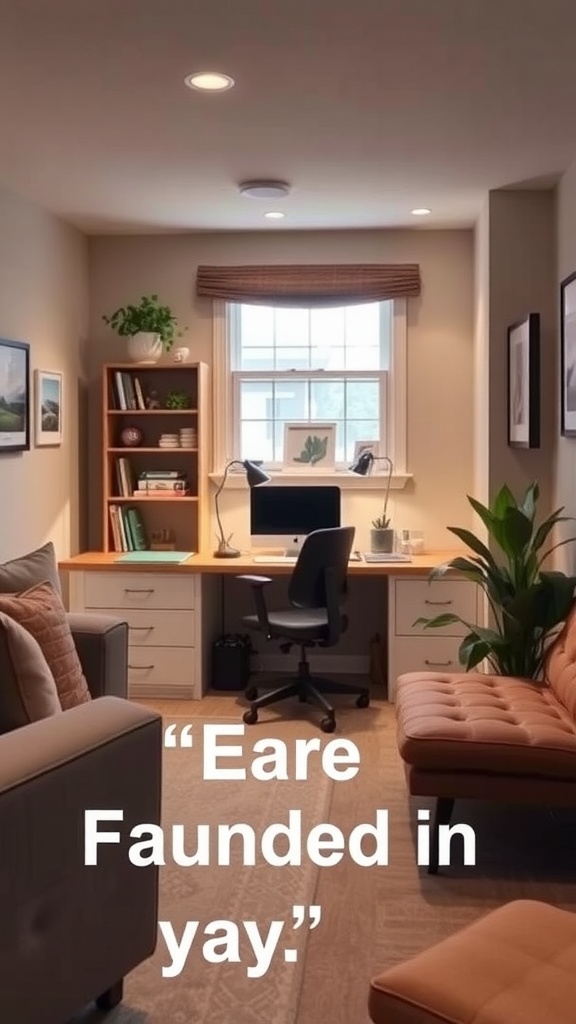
[[252, 553, 364, 565]]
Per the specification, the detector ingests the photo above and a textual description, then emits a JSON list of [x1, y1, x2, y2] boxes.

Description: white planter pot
[[127, 332, 163, 364]]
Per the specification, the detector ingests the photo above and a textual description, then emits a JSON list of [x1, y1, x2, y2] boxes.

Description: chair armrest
[[67, 612, 128, 699], [237, 574, 273, 634], [0, 698, 162, 1022]]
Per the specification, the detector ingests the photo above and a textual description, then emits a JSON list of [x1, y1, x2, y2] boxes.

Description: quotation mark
[[164, 724, 193, 748], [284, 906, 322, 962]]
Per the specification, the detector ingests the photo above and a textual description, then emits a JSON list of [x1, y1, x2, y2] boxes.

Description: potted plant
[[102, 294, 186, 364], [417, 481, 576, 678], [370, 457, 394, 553]]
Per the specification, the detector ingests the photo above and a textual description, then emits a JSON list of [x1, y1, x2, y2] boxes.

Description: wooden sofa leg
[[96, 979, 124, 1011], [428, 798, 455, 875]]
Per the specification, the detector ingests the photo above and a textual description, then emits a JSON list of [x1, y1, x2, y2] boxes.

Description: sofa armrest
[[0, 697, 162, 1023], [67, 612, 128, 698]]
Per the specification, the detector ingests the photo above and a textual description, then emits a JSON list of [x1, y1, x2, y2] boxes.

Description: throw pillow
[[0, 611, 62, 734], [0, 582, 91, 710], [0, 541, 61, 596]]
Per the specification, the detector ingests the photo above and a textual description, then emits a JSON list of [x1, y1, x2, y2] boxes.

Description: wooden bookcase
[[102, 362, 210, 554]]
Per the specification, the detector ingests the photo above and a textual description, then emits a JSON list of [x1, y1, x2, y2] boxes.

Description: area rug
[[75, 703, 576, 1024]]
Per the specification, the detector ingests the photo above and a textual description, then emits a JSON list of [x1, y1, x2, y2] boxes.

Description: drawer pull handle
[[424, 658, 453, 667], [124, 588, 155, 594], [128, 663, 155, 670], [129, 625, 154, 632], [424, 599, 453, 606]]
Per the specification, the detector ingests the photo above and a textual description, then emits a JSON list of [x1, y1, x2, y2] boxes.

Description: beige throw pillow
[[0, 611, 62, 733], [0, 541, 61, 596], [0, 582, 91, 710]]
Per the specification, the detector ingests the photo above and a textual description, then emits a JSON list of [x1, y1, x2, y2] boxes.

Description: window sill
[[209, 471, 412, 491]]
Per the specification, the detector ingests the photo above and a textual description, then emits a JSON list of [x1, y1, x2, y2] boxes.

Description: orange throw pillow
[[0, 582, 91, 710]]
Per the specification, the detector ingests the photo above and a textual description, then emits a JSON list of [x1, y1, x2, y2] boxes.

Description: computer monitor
[[250, 485, 341, 554]]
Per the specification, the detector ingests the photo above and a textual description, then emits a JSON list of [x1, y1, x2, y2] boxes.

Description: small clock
[[120, 425, 144, 448]]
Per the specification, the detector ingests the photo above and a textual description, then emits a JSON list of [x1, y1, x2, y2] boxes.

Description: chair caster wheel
[[320, 716, 336, 733], [245, 686, 258, 701], [243, 709, 258, 725], [356, 693, 370, 708]]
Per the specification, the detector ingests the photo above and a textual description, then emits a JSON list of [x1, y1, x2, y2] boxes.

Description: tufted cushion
[[369, 900, 576, 1024], [0, 611, 62, 733], [396, 672, 576, 779], [0, 582, 91, 710], [545, 604, 576, 718]]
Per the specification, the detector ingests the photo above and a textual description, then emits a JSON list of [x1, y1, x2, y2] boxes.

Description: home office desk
[[59, 550, 474, 701]]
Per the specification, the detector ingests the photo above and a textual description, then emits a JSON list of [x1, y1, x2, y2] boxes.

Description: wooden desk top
[[59, 550, 463, 577]]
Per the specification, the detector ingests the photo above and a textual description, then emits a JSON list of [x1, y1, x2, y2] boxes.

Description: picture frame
[[561, 272, 576, 437], [0, 338, 30, 453], [34, 370, 63, 446], [353, 439, 380, 464], [507, 313, 540, 448], [283, 422, 337, 471]]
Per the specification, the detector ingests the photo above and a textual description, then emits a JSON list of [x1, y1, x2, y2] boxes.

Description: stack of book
[[136, 470, 190, 496], [111, 370, 147, 411], [109, 504, 148, 552]]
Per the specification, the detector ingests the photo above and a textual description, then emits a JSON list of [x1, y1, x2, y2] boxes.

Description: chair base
[[243, 672, 369, 733]]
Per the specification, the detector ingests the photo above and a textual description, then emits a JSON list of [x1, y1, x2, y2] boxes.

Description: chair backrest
[[288, 526, 355, 611]]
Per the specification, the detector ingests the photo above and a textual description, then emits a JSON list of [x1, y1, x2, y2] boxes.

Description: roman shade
[[196, 263, 420, 306]]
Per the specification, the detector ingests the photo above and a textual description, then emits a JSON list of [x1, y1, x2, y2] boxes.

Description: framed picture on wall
[[34, 370, 63, 446], [507, 313, 540, 448], [0, 338, 30, 453], [561, 272, 576, 436]]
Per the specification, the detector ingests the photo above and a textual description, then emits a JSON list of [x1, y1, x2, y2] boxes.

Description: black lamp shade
[[243, 460, 271, 487], [349, 451, 374, 476]]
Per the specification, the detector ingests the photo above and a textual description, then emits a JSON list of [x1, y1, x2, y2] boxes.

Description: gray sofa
[[0, 612, 163, 1023]]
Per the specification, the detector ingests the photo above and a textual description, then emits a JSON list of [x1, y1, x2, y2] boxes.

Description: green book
[[115, 551, 194, 565], [126, 507, 148, 551]]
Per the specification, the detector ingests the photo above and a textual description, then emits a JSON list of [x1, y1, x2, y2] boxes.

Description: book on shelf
[[139, 470, 184, 479], [111, 371, 147, 411], [115, 457, 135, 497], [132, 489, 191, 497], [137, 478, 188, 491], [109, 504, 148, 552]]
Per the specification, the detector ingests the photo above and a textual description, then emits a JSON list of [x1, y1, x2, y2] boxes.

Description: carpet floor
[[75, 701, 576, 1023]]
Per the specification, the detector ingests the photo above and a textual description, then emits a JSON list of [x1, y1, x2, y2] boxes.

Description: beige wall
[[555, 160, 576, 570], [0, 185, 88, 563], [87, 228, 475, 551]]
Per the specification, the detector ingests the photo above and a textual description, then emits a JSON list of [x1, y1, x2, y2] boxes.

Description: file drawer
[[127, 646, 196, 699], [84, 571, 196, 610], [125, 608, 196, 648], [394, 578, 476, 636]]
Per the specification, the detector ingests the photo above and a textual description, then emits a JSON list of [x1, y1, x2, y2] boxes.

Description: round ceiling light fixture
[[411, 207, 431, 216], [239, 180, 291, 199], [264, 211, 285, 219], [185, 71, 235, 92]]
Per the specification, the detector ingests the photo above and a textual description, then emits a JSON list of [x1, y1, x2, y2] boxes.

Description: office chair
[[239, 526, 369, 733]]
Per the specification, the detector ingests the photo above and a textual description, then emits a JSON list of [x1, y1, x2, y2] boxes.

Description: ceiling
[[1, 0, 576, 234]]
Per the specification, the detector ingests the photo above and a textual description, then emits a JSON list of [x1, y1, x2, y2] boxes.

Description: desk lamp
[[349, 451, 394, 528], [213, 460, 270, 558]]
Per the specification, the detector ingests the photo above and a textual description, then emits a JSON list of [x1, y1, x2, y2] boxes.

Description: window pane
[[275, 307, 309, 348], [345, 303, 380, 349], [310, 380, 345, 420], [345, 345, 379, 370], [310, 307, 345, 349], [346, 421, 380, 461], [240, 347, 274, 370], [240, 305, 274, 350], [275, 349, 311, 370], [274, 380, 308, 420], [346, 379, 379, 419], [311, 345, 345, 370], [240, 421, 273, 462], [240, 380, 273, 420]]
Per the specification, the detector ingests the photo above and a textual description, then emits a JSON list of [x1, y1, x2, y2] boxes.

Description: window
[[213, 298, 407, 474]]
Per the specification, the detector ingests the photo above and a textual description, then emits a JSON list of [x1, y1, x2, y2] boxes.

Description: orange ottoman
[[369, 900, 576, 1024]]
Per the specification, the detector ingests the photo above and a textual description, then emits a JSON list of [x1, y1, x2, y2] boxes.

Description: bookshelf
[[103, 362, 210, 554]]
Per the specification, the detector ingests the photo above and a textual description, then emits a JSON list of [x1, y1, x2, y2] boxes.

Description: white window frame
[[211, 298, 409, 488]]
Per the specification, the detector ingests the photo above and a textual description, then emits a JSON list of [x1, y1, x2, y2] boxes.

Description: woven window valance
[[196, 263, 420, 306]]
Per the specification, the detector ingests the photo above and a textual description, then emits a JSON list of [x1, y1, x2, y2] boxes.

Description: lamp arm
[[214, 460, 243, 545], [378, 456, 394, 521]]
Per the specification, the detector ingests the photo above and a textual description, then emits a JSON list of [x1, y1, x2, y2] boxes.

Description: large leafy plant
[[102, 294, 185, 350], [417, 482, 576, 678]]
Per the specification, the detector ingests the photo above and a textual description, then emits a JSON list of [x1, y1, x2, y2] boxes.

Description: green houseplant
[[102, 294, 186, 363], [370, 456, 394, 553], [417, 482, 576, 678]]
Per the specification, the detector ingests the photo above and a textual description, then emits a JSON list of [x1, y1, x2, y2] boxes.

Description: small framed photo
[[0, 338, 29, 453], [353, 439, 379, 463], [283, 422, 336, 471], [507, 313, 540, 448], [35, 370, 63, 446], [561, 272, 576, 437]]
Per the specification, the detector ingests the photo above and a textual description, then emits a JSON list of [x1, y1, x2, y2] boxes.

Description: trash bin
[[211, 633, 252, 691]]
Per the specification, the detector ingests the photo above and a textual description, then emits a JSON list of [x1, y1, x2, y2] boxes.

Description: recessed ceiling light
[[411, 208, 431, 216], [185, 72, 235, 92], [265, 211, 285, 219], [239, 180, 291, 199]]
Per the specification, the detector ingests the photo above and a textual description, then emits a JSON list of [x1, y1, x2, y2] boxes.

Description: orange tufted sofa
[[395, 605, 576, 873]]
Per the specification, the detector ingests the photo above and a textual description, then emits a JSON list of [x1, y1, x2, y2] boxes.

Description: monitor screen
[[250, 485, 341, 551]]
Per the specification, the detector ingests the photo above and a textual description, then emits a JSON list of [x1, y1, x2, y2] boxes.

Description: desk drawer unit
[[68, 571, 201, 699], [388, 575, 478, 701]]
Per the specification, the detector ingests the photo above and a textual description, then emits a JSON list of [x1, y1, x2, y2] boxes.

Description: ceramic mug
[[172, 346, 190, 363]]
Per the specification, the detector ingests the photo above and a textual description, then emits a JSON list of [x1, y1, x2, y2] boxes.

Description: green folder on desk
[[115, 551, 195, 565]]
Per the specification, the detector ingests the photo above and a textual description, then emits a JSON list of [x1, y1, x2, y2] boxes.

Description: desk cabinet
[[387, 576, 479, 700], [69, 570, 204, 699]]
